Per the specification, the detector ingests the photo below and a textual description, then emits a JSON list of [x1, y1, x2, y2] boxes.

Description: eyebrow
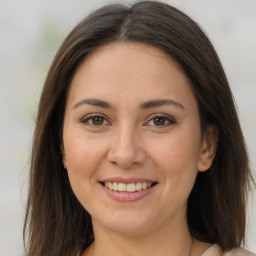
[[72, 98, 113, 110], [140, 99, 185, 110], [72, 98, 185, 111]]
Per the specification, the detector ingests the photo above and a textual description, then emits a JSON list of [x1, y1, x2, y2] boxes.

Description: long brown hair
[[24, 1, 252, 255]]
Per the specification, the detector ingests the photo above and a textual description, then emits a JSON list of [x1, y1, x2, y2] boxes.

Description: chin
[[92, 210, 157, 235]]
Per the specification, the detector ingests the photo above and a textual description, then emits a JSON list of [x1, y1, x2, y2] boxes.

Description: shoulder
[[202, 244, 255, 256], [224, 247, 256, 256]]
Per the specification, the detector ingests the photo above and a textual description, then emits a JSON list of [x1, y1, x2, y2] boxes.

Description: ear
[[60, 145, 66, 165], [198, 125, 218, 172], [60, 144, 65, 153]]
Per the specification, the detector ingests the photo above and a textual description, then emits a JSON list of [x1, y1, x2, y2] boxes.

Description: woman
[[23, 1, 255, 256]]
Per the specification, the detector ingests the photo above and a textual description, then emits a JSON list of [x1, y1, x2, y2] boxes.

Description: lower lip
[[100, 184, 157, 202]]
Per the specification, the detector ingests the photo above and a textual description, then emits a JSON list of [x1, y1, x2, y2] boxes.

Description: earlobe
[[198, 125, 218, 172], [60, 145, 68, 168]]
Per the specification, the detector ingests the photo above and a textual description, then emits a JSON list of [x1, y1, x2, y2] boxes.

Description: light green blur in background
[[0, 0, 255, 255]]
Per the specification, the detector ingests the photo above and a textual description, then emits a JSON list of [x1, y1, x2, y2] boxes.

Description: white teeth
[[118, 183, 126, 192], [127, 183, 136, 192], [104, 182, 153, 192], [113, 182, 118, 191], [108, 182, 113, 190], [135, 183, 142, 191]]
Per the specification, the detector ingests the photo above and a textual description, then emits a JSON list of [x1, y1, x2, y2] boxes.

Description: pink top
[[202, 244, 255, 256]]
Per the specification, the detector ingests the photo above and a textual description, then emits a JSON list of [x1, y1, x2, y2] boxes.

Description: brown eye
[[153, 116, 166, 126], [145, 115, 175, 127], [91, 116, 104, 125], [82, 115, 109, 126]]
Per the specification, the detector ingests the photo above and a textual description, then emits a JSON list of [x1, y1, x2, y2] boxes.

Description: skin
[[62, 42, 217, 256]]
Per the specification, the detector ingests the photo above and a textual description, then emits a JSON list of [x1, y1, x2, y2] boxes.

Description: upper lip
[[100, 177, 157, 184]]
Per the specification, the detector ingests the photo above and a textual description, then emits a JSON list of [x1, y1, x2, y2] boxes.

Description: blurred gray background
[[0, 0, 255, 255]]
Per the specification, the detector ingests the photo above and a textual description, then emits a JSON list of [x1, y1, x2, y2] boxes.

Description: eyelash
[[144, 114, 176, 127], [81, 114, 176, 127], [81, 114, 110, 126]]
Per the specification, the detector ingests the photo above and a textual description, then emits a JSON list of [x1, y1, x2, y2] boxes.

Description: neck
[[91, 219, 193, 256]]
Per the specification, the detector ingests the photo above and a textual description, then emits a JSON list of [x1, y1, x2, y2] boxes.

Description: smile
[[99, 178, 158, 201], [104, 182, 153, 192]]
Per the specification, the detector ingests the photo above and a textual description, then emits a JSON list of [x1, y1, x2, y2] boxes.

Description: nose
[[107, 126, 146, 169]]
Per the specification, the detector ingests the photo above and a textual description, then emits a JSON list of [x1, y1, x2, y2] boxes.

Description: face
[[62, 43, 216, 236]]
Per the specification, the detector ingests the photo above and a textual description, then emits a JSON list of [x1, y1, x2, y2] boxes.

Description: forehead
[[73, 42, 188, 84], [67, 42, 196, 109]]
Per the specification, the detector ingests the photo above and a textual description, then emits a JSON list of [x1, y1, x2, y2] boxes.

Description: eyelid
[[81, 113, 111, 125], [144, 113, 176, 127], [80, 113, 175, 127]]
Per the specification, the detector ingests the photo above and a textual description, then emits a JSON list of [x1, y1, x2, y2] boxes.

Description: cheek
[[64, 127, 105, 168], [152, 133, 201, 168], [63, 131, 107, 191], [149, 129, 201, 187], [64, 135, 108, 210]]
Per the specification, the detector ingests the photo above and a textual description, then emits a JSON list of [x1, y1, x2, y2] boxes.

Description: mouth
[[100, 181, 158, 193]]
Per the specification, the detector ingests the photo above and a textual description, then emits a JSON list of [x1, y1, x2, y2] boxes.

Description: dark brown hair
[[24, 1, 252, 255]]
